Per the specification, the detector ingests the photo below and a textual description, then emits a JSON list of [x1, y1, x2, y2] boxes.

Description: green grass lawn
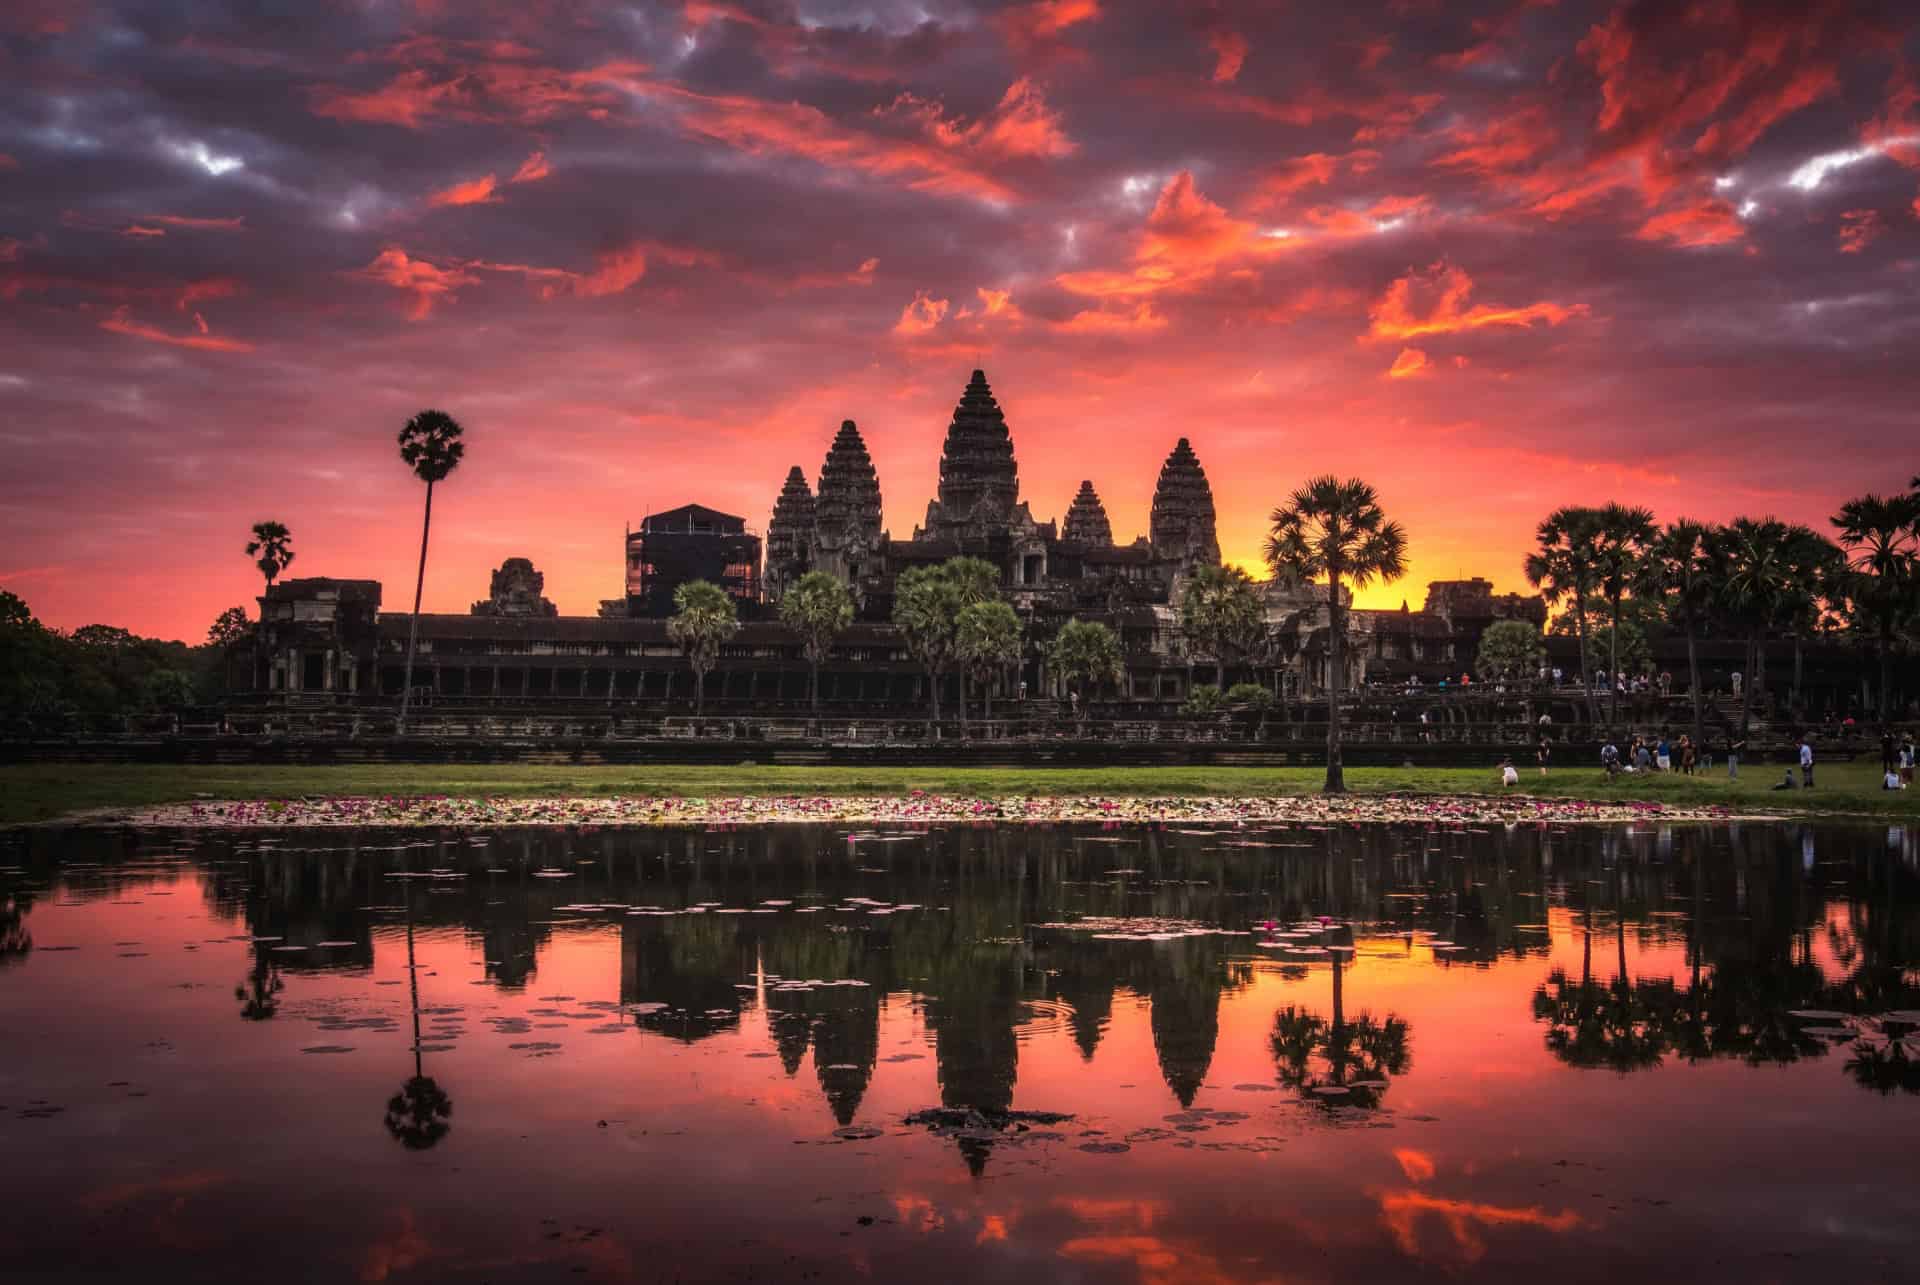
[[2, 760, 1915, 826]]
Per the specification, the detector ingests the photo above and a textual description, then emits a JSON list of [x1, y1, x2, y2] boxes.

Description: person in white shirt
[[1799, 737, 1814, 788], [1501, 758, 1519, 787]]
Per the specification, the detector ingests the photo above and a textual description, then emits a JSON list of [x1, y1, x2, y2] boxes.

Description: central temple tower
[[919, 369, 1020, 543]]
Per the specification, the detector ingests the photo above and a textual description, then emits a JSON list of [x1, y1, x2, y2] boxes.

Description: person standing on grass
[[1799, 736, 1814, 788], [1601, 741, 1620, 780], [1900, 735, 1914, 786], [1656, 735, 1671, 772], [1537, 737, 1551, 776], [1681, 735, 1696, 776], [1727, 733, 1746, 780]]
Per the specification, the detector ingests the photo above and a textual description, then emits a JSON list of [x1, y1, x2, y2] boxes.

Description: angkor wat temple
[[246, 370, 1546, 715]]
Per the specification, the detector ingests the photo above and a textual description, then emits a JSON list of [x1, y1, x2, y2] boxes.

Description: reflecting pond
[[2, 820, 1917, 1282]]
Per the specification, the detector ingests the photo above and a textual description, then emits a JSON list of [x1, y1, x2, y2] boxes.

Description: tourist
[[1727, 734, 1746, 779], [1882, 730, 1897, 774], [1900, 736, 1914, 786], [1018, 680, 1028, 702], [1731, 671, 1742, 697], [1656, 735, 1671, 772], [1538, 710, 1553, 728], [1772, 768, 1797, 791], [1635, 740, 1653, 773], [1680, 735, 1696, 776], [1799, 736, 1814, 788], [1885, 768, 1905, 791], [1601, 741, 1621, 780], [1536, 737, 1551, 776], [1552, 666, 1563, 687], [1501, 758, 1519, 787]]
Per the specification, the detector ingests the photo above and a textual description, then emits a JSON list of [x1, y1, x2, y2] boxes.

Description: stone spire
[[764, 466, 815, 602], [811, 420, 884, 594], [922, 369, 1019, 540], [1062, 480, 1113, 547], [1149, 437, 1220, 567]]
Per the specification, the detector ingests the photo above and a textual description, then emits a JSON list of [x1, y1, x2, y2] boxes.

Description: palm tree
[[942, 557, 1002, 729], [1651, 521, 1717, 748], [1266, 477, 1407, 793], [1180, 563, 1265, 688], [1049, 618, 1123, 733], [1711, 518, 1803, 740], [956, 600, 1023, 722], [245, 521, 295, 591], [891, 564, 965, 727], [395, 409, 465, 735], [667, 580, 741, 715], [1831, 493, 1920, 721], [1525, 507, 1602, 722], [1592, 503, 1657, 726], [778, 571, 853, 714]]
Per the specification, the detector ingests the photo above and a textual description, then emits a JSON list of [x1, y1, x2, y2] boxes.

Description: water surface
[[2, 820, 1917, 1283]]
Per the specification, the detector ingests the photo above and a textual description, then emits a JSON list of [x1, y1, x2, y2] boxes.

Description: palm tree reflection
[[1270, 944, 1411, 1111], [383, 876, 452, 1151]]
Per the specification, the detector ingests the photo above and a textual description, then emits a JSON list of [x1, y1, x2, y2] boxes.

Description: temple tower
[[920, 369, 1020, 542], [764, 466, 815, 602], [1149, 438, 1221, 569], [811, 420, 885, 602], [1062, 480, 1114, 547]]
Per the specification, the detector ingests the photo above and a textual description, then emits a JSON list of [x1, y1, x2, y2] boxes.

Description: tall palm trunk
[[928, 666, 942, 725], [1607, 592, 1622, 727], [983, 671, 993, 721], [1738, 637, 1755, 741], [959, 670, 970, 734], [1573, 604, 1596, 726], [1685, 625, 1703, 748], [1325, 572, 1346, 793], [693, 662, 705, 715], [809, 656, 820, 714], [1880, 629, 1895, 722], [398, 479, 434, 734]]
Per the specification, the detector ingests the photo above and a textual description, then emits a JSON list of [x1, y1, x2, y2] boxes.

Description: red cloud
[[510, 151, 551, 183], [349, 247, 479, 318], [176, 277, 241, 312], [1207, 29, 1248, 84], [1378, 1190, 1584, 1264], [120, 224, 167, 238], [310, 59, 648, 128], [892, 290, 950, 335], [995, 0, 1100, 58], [146, 214, 246, 231], [1368, 261, 1587, 341], [1386, 347, 1429, 378], [1635, 201, 1744, 248], [1837, 208, 1885, 253], [1057, 302, 1168, 334], [429, 173, 500, 207], [100, 306, 253, 353], [1249, 149, 1380, 210], [572, 245, 648, 297]]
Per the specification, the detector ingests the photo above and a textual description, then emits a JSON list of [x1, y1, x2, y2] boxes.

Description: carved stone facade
[[917, 369, 1022, 542], [1063, 480, 1114, 547], [809, 420, 888, 608], [1149, 437, 1222, 573], [472, 557, 558, 618], [764, 467, 815, 603]]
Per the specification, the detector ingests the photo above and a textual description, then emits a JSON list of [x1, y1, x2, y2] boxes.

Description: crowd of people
[[1498, 728, 1916, 791]]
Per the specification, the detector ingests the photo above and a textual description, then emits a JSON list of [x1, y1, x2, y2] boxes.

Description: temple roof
[[1149, 437, 1220, 565], [814, 420, 883, 540], [1063, 479, 1114, 547], [925, 369, 1019, 534], [766, 467, 815, 561]]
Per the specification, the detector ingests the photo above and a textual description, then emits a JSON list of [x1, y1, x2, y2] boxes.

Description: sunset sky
[[5, 0, 1919, 639]]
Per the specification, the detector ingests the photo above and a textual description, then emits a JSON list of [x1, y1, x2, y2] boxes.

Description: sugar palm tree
[[395, 410, 465, 734], [1180, 562, 1264, 688], [1711, 518, 1805, 740], [1651, 521, 1717, 748], [1265, 477, 1406, 793], [1831, 492, 1920, 721], [1592, 503, 1657, 726], [891, 564, 965, 726], [667, 580, 741, 715], [956, 599, 1023, 722], [1524, 507, 1602, 722], [779, 571, 854, 715], [245, 521, 295, 591], [943, 557, 1002, 729], [1049, 618, 1122, 733], [384, 878, 452, 1150]]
